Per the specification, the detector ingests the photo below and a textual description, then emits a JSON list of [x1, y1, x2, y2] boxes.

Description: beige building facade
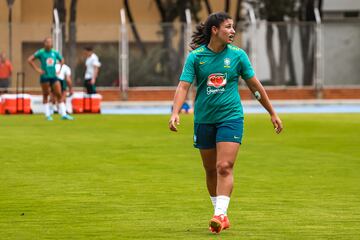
[[0, 0, 241, 88]]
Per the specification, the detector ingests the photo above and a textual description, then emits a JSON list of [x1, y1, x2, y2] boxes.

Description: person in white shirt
[[56, 63, 73, 102], [49, 63, 74, 119], [83, 47, 101, 94]]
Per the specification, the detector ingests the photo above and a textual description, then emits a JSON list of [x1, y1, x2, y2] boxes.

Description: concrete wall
[[323, 0, 360, 11], [323, 21, 360, 85]]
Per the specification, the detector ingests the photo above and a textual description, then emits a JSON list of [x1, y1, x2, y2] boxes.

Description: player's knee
[[216, 161, 233, 177], [53, 91, 62, 100]]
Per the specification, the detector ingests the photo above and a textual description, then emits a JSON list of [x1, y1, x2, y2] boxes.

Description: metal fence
[[0, 20, 359, 91], [241, 20, 360, 87]]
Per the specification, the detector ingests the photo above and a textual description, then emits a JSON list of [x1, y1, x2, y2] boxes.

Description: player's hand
[[37, 69, 44, 74], [271, 114, 283, 134], [90, 79, 96, 85], [169, 114, 180, 132]]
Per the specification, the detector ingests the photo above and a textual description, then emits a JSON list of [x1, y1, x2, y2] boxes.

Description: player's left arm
[[245, 76, 283, 134], [66, 73, 73, 94], [8, 61, 13, 75], [57, 53, 64, 74]]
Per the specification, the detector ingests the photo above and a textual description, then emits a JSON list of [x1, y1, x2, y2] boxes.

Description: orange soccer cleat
[[209, 214, 230, 233]]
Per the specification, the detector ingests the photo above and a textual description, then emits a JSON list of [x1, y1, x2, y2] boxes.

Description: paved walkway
[[26, 95, 360, 114]]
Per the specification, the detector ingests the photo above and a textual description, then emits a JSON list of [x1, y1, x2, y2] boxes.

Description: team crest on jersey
[[46, 58, 55, 66], [224, 58, 231, 68], [207, 73, 227, 88]]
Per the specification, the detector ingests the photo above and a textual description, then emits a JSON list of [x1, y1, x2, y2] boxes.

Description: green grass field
[[0, 113, 359, 239]]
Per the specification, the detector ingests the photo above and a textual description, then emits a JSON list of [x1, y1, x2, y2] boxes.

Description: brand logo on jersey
[[206, 73, 227, 95], [224, 58, 231, 68], [199, 61, 206, 65], [207, 73, 227, 88], [46, 58, 55, 66]]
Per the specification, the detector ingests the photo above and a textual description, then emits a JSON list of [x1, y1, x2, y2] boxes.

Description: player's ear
[[211, 26, 218, 35]]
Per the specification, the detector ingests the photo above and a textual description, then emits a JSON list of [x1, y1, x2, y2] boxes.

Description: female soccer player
[[169, 12, 283, 234], [28, 37, 73, 120]]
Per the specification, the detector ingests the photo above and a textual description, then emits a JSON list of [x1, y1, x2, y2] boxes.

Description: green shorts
[[84, 79, 97, 94], [193, 118, 244, 149], [59, 80, 67, 92], [40, 77, 59, 85]]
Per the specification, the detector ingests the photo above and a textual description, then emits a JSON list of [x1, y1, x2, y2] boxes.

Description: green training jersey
[[179, 44, 255, 124], [34, 48, 63, 79]]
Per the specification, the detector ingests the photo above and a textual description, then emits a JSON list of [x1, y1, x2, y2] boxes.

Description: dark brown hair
[[190, 12, 232, 50]]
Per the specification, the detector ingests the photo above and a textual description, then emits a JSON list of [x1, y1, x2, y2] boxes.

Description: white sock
[[214, 195, 230, 216], [59, 102, 67, 117], [44, 103, 51, 117], [49, 104, 54, 115], [210, 196, 217, 210]]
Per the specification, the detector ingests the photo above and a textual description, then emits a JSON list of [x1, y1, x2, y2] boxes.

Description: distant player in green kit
[[28, 37, 73, 120], [169, 12, 283, 234]]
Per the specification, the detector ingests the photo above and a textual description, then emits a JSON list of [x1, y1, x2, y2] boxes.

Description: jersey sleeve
[[56, 52, 63, 61], [179, 52, 196, 83], [33, 50, 41, 59], [93, 55, 101, 67], [238, 50, 255, 80]]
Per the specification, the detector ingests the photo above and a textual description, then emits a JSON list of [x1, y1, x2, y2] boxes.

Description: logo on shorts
[[46, 58, 55, 66]]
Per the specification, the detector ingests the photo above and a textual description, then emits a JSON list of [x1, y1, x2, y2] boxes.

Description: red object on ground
[[71, 92, 102, 113], [1, 94, 32, 114], [0, 97, 3, 114]]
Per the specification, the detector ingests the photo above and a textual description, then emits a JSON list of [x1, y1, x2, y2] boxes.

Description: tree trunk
[[224, 0, 230, 13], [266, 24, 277, 84], [67, 0, 77, 81], [299, 0, 322, 86], [203, 0, 212, 14], [300, 23, 315, 85], [124, 0, 146, 55], [286, 23, 297, 85], [306, 29, 315, 86], [189, 0, 201, 23], [234, 0, 242, 30], [277, 24, 288, 85], [155, 0, 181, 85], [53, 0, 66, 56]]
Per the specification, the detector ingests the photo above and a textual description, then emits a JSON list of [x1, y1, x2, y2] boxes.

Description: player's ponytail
[[190, 23, 208, 50], [190, 12, 232, 50]]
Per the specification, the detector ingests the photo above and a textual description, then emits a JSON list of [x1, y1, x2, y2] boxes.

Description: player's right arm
[[27, 53, 44, 74], [91, 55, 101, 85], [169, 52, 195, 132], [169, 81, 191, 132], [91, 66, 99, 85]]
